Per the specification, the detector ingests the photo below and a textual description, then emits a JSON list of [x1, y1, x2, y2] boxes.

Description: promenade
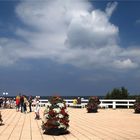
[[0, 108, 140, 140]]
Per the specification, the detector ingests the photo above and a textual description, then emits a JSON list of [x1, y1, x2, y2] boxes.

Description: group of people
[[15, 94, 40, 119], [0, 97, 15, 109], [73, 97, 81, 105], [15, 94, 32, 113], [0, 95, 41, 126]]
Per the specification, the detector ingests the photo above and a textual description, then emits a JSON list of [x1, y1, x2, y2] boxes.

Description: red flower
[[49, 110, 56, 117]]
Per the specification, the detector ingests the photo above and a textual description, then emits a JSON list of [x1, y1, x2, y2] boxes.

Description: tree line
[[105, 87, 140, 99]]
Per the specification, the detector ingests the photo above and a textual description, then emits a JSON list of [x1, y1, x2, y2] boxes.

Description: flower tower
[[134, 96, 140, 113], [42, 96, 69, 135], [87, 96, 100, 113]]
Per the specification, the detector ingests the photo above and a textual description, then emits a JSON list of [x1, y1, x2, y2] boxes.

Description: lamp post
[[6, 92, 8, 96], [3, 92, 8, 97]]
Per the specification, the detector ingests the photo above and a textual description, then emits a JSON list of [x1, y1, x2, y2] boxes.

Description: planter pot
[[135, 109, 140, 113], [87, 105, 98, 113], [87, 108, 98, 113], [43, 128, 68, 135]]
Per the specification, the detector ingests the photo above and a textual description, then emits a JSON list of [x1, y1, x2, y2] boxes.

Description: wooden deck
[[0, 108, 140, 140]]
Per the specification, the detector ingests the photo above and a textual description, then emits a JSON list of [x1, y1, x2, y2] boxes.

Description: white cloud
[[105, 2, 118, 18], [66, 9, 118, 49], [0, 0, 140, 70], [113, 59, 138, 69], [0, 38, 25, 66]]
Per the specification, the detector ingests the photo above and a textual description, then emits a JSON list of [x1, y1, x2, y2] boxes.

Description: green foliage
[[135, 96, 140, 103], [105, 87, 129, 99]]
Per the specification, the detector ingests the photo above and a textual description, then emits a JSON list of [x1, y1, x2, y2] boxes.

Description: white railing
[[38, 99, 136, 109], [100, 99, 135, 109]]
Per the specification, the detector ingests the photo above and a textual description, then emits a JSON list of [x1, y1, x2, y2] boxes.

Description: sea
[[5, 95, 105, 99], [34, 96, 104, 100]]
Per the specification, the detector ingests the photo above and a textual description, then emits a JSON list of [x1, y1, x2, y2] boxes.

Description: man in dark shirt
[[28, 96, 33, 112], [20, 95, 24, 112]]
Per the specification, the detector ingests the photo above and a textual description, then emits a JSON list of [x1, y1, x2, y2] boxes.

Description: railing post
[[113, 101, 116, 109], [100, 101, 102, 108], [127, 101, 129, 109]]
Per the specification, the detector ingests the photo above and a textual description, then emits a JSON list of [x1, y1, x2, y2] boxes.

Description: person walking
[[23, 95, 28, 113], [20, 95, 24, 113], [0, 97, 3, 108], [34, 97, 40, 119], [28, 96, 33, 112], [15, 95, 20, 111]]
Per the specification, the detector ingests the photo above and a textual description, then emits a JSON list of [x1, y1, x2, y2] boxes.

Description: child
[[34, 98, 40, 120]]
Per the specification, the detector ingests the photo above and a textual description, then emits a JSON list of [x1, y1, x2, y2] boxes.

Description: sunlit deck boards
[[0, 108, 140, 140]]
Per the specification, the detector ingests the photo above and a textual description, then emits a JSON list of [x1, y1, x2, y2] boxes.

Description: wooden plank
[[0, 108, 140, 140]]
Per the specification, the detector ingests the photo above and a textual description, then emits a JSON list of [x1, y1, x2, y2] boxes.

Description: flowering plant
[[42, 96, 69, 135], [134, 96, 140, 113], [87, 96, 100, 113]]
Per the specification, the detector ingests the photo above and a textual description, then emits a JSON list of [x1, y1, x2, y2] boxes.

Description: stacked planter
[[134, 96, 140, 113], [42, 96, 69, 135], [87, 96, 100, 113]]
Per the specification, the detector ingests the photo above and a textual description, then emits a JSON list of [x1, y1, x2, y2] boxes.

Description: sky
[[0, 0, 140, 96]]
